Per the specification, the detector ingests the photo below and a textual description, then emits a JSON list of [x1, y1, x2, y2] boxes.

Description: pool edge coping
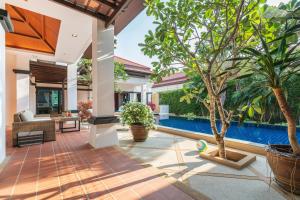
[[157, 125, 266, 156]]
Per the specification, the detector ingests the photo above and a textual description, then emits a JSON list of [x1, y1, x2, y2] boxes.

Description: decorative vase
[[130, 124, 149, 142], [266, 144, 300, 194]]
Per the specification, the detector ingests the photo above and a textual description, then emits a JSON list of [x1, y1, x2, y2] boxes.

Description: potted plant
[[147, 102, 156, 112], [78, 100, 93, 121], [120, 102, 155, 142], [236, 2, 300, 193]]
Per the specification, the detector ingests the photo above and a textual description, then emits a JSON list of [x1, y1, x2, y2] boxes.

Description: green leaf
[[252, 96, 262, 104], [242, 105, 248, 112], [248, 107, 255, 118], [252, 105, 262, 114]]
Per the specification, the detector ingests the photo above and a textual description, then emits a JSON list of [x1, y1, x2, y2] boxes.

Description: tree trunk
[[208, 95, 227, 159], [273, 88, 300, 155], [209, 96, 219, 136], [216, 135, 226, 158]]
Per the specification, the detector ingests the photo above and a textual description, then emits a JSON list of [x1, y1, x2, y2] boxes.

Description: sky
[[115, 0, 289, 68]]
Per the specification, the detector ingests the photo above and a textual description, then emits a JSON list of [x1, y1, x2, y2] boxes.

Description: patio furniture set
[[12, 110, 80, 147]]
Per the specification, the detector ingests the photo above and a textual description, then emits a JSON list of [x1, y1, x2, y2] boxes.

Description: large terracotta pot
[[130, 124, 148, 142], [266, 144, 300, 194]]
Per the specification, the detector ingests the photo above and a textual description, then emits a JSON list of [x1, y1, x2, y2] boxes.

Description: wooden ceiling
[[30, 61, 67, 84], [50, 0, 129, 27], [5, 4, 61, 54]]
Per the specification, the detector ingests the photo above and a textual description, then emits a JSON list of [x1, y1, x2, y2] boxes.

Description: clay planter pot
[[266, 144, 300, 194], [130, 124, 149, 142]]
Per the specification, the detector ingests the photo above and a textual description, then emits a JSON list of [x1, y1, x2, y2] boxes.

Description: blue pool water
[[158, 116, 300, 145]]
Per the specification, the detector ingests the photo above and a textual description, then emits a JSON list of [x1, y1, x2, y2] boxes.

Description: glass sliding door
[[36, 87, 63, 114]]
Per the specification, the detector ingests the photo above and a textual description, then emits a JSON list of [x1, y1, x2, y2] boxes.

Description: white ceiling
[[4, 0, 94, 64]]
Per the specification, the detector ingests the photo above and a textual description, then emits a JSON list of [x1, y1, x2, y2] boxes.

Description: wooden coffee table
[[57, 116, 81, 133]]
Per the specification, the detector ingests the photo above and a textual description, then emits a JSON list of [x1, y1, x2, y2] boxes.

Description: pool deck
[[118, 129, 300, 200]]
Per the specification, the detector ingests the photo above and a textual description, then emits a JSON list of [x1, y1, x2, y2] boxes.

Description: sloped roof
[[152, 72, 188, 88], [114, 56, 152, 75]]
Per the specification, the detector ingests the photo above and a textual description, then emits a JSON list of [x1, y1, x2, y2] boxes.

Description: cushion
[[20, 110, 34, 122], [31, 117, 51, 122]]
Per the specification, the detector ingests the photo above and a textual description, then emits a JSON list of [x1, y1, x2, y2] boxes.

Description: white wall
[[29, 84, 36, 114], [0, 15, 6, 163], [78, 90, 90, 103], [116, 76, 150, 85], [13, 55, 31, 113], [67, 64, 77, 110], [15, 55, 30, 70], [5, 53, 16, 127], [152, 83, 184, 93]]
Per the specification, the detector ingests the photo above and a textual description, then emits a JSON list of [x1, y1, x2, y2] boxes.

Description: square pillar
[[141, 84, 147, 104], [67, 64, 77, 111], [0, 8, 6, 163], [89, 19, 118, 148], [29, 76, 36, 114], [16, 73, 30, 112], [129, 93, 136, 102]]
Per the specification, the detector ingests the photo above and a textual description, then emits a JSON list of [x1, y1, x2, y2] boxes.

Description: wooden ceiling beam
[[50, 0, 108, 21], [94, 0, 117, 9], [31, 71, 67, 76], [7, 4, 26, 21], [96, 2, 103, 12], [6, 45, 54, 54], [38, 69, 67, 74], [27, 22, 55, 53], [105, 0, 129, 27], [85, 0, 92, 9], [42, 15, 45, 40], [31, 61, 67, 70], [31, 69, 66, 74], [10, 17, 23, 23], [9, 32, 40, 40]]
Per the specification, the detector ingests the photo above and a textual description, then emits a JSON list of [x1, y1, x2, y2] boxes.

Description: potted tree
[[237, 2, 300, 193], [120, 102, 155, 142], [140, 0, 262, 167]]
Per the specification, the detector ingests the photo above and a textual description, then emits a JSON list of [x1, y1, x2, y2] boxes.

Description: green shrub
[[159, 90, 208, 116], [120, 102, 156, 130]]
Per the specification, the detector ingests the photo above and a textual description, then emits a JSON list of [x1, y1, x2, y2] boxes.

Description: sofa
[[12, 110, 56, 146]]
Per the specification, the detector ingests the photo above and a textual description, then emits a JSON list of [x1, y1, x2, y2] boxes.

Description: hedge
[[159, 90, 208, 116], [158, 82, 300, 124]]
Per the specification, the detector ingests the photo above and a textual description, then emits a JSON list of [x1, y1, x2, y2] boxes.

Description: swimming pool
[[158, 116, 300, 145]]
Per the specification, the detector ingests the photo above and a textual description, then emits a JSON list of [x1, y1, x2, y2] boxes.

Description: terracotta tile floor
[[0, 129, 196, 200]]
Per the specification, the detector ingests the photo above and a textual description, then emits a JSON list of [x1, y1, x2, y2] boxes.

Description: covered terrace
[[0, 0, 201, 199]]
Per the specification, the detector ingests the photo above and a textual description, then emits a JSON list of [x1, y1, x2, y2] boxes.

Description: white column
[[67, 64, 77, 111], [141, 84, 147, 104], [29, 76, 36, 114], [89, 19, 118, 148], [129, 93, 135, 102], [16, 73, 30, 112], [0, 9, 6, 163]]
